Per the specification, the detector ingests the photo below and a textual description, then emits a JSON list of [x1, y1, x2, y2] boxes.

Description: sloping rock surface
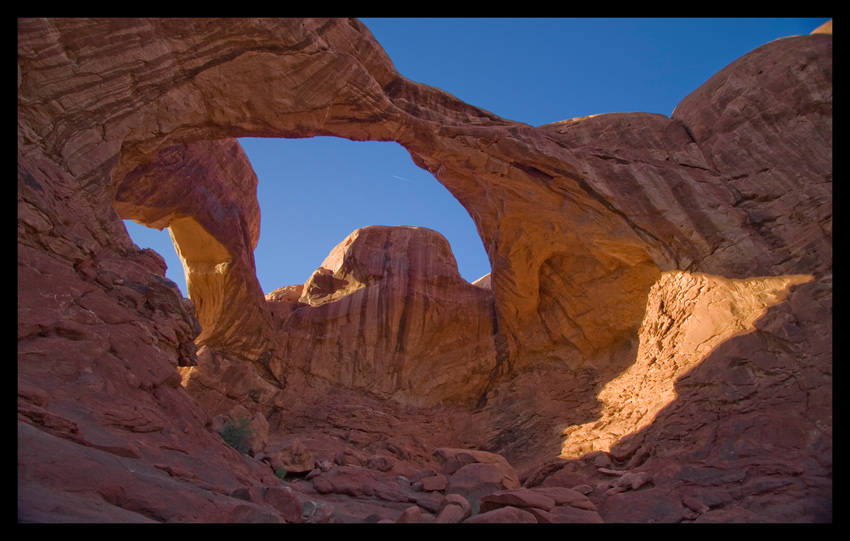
[[18, 18, 830, 522]]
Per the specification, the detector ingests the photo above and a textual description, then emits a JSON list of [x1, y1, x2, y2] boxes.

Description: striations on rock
[[18, 17, 830, 523], [268, 225, 498, 407]]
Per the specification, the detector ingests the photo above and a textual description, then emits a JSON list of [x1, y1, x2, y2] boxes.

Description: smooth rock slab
[[527, 506, 605, 524], [479, 488, 556, 513], [464, 506, 538, 523]]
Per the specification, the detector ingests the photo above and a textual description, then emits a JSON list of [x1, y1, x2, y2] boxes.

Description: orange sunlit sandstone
[[560, 271, 814, 458]]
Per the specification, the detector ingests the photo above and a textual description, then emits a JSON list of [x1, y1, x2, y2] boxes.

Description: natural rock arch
[[93, 16, 666, 372], [18, 18, 831, 522], [95, 17, 828, 375], [113, 138, 277, 369], [21, 12, 831, 431]]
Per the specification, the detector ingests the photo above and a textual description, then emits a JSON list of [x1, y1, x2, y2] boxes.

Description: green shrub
[[274, 466, 288, 480], [220, 417, 253, 454]]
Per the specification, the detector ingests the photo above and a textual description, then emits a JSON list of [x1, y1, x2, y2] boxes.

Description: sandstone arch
[[113, 138, 278, 376], [19, 16, 670, 385], [19, 13, 831, 416], [18, 18, 831, 522]]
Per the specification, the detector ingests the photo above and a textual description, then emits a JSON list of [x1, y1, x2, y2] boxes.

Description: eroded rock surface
[[18, 18, 830, 523], [266, 225, 498, 406], [115, 138, 277, 366]]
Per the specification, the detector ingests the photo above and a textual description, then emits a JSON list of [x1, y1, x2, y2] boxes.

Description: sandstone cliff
[[18, 18, 831, 523], [268, 225, 498, 406]]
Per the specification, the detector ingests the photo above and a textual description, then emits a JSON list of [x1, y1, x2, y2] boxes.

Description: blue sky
[[124, 17, 830, 296]]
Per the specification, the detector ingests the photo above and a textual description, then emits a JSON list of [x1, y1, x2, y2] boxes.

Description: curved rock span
[[18, 18, 830, 522]]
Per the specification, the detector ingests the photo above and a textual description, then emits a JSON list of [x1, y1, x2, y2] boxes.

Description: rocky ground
[[183, 389, 609, 523]]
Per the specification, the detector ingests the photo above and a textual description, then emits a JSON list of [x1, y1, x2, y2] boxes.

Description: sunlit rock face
[[560, 271, 814, 458], [18, 17, 830, 523], [266, 225, 498, 406]]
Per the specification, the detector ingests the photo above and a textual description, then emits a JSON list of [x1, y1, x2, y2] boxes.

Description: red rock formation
[[267, 225, 497, 406], [114, 138, 278, 367], [18, 18, 831, 523], [112, 137, 287, 415]]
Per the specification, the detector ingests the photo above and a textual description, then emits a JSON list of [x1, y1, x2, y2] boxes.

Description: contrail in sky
[[391, 175, 416, 183]]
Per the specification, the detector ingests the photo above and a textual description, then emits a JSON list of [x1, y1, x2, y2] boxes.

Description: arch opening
[[116, 136, 494, 363], [240, 136, 492, 294]]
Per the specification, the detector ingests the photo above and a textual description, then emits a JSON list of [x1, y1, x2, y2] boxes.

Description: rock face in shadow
[[114, 138, 277, 368], [18, 18, 830, 522]]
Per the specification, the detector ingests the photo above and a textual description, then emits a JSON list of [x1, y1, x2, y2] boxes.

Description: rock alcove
[[18, 18, 831, 523]]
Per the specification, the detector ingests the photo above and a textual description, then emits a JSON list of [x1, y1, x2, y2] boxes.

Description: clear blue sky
[[124, 17, 830, 296]]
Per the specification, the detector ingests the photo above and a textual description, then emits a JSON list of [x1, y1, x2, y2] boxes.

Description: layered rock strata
[[265, 225, 497, 406], [18, 18, 831, 522]]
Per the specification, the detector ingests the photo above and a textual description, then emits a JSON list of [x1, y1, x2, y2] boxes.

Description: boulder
[[479, 488, 556, 513], [303, 501, 335, 524], [434, 447, 520, 488], [464, 506, 537, 523], [526, 506, 604, 524], [262, 486, 303, 523], [311, 466, 411, 504], [446, 463, 512, 514], [420, 474, 448, 492], [530, 486, 598, 511], [435, 494, 472, 523], [261, 439, 316, 474], [396, 505, 425, 523]]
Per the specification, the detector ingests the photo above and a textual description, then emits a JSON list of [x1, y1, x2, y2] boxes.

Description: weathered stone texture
[[268, 225, 497, 406], [114, 138, 276, 365], [18, 18, 830, 522]]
